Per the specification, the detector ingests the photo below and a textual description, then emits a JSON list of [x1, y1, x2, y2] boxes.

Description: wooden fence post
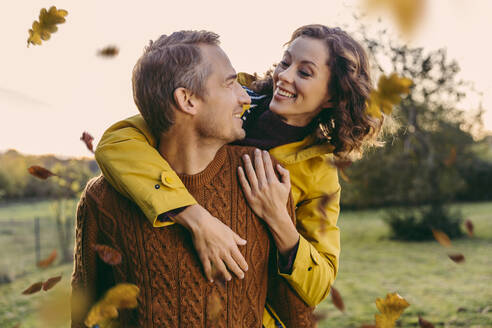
[[34, 217, 40, 265]]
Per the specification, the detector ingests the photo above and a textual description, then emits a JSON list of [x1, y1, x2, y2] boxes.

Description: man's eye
[[279, 61, 289, 67]]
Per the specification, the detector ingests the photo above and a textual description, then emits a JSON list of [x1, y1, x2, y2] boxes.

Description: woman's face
[[270, 36, 332, 127]]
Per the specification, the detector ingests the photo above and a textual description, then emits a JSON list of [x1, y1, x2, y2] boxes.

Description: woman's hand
[[238, 149, 299, 255], [238, 149, 291, 223]]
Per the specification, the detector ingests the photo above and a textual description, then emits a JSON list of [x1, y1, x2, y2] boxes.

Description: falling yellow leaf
[[367, 73, 412, 119], [27, 6, 68, 47], [207, 291, 223, 322], [237, 72, 256, 88], [84, 283, 140, 327], [374, 293, 410, 328], [364, 0, 425, 37]]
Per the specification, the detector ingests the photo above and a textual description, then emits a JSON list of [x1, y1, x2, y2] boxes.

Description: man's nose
[[237, 84, 251, 105]]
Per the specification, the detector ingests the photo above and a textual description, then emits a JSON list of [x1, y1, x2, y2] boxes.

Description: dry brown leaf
[[448, 253, 465, 263], [328, 158, 352, 182], [312, 311, 328, 324], [42, 275, 62, 291], [98, 46, 120, 57], [93, 244, 122, 266], [418, 315, 435, 328], [443, 147, 457, 166], [84, 283, 139, 327], [330, 286, 345, 312], [360, 325, 377, 328], [374, 293, 410, 328], [22, 281, 43, 295], [27, 6, 68, 47], [80, 131, 95, 153], [464, 219, 474, 237], [28, 165, 56, 180], [37, 249, 58, 268], [431, 229, 452, 247]]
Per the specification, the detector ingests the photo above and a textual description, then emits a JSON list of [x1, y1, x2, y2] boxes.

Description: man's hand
[[172, 204, 248, 283]]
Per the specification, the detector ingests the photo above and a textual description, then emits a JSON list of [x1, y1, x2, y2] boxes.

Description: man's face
[[194, 45, 250, 143]]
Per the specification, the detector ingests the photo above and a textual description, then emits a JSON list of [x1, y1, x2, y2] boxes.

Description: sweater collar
[[176, 146, 228, 187]]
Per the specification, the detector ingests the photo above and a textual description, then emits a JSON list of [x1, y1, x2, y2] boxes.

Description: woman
[[95, 25, 382, 327]]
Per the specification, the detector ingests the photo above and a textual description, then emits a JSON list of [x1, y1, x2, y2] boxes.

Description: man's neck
[[158, 124, 224, 175]]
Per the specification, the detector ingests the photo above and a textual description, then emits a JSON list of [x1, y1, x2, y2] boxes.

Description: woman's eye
[[299, 70, 311, 77]]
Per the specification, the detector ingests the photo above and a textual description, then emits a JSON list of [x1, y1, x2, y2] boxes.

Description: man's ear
[[174, 87, 199, 115]]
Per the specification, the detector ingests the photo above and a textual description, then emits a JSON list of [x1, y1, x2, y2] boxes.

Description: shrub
[[384, 203, 464, 241]]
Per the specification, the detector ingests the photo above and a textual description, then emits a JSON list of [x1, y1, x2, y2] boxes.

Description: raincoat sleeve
[[278, 157, 341, 307], [94, 115, 197, 227]]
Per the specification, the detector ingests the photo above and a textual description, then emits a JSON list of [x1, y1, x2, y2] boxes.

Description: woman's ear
[[321, 99, 334, 110], [174, 87, 199, 115]]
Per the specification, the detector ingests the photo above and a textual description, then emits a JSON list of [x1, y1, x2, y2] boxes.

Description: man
[[71, 30, 312, 327]]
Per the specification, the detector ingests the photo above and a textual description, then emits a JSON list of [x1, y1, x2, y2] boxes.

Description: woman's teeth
[[277, 89, 296, 98]]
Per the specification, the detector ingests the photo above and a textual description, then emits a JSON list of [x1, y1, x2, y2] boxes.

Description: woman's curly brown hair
[[252, 24, 382, 159]]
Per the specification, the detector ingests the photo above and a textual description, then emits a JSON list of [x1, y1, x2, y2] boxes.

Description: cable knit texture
[[71, 145, 314, 328]]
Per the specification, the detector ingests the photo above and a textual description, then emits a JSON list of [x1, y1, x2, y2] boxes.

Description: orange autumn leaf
[[418, 315, 435, 328], [93, 244, 122, 265], [28, 165, 56, 180], [330, 286, 345, 312], [98, 46, 120, 57], [431, 229, 452, 247], [37, 249, 58, 268], [84, 283, 140, 327], [43, 275, 62, 291], [448, 253, 465, 263], [207, 291, 223, 322], [374, 293, 410, 328], [22, 281, 43, 295], [80, 131, 95, 153], [27, 6, 68, 47], [464, 219, 474, 237]]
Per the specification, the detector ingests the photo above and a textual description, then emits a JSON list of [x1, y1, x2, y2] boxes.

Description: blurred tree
[[341, 26, 489, 239]]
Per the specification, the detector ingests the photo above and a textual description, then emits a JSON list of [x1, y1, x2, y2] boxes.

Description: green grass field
[[0, 199, 491, 327]]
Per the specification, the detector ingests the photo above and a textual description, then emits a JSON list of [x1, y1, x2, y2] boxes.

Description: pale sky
[[1, 0, 492, 157]]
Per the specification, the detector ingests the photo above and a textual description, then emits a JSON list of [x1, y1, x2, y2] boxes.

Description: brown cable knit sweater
[[71, 145, 314, 328]]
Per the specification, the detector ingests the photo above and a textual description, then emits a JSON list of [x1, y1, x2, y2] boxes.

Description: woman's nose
[[278, 66, 294, 84]]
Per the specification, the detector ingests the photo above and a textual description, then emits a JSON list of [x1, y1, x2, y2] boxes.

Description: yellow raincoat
[[95, 114, 340, 328]]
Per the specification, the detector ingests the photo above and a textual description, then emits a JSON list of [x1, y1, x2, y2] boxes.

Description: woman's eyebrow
[[285, 50, 318, 68]]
